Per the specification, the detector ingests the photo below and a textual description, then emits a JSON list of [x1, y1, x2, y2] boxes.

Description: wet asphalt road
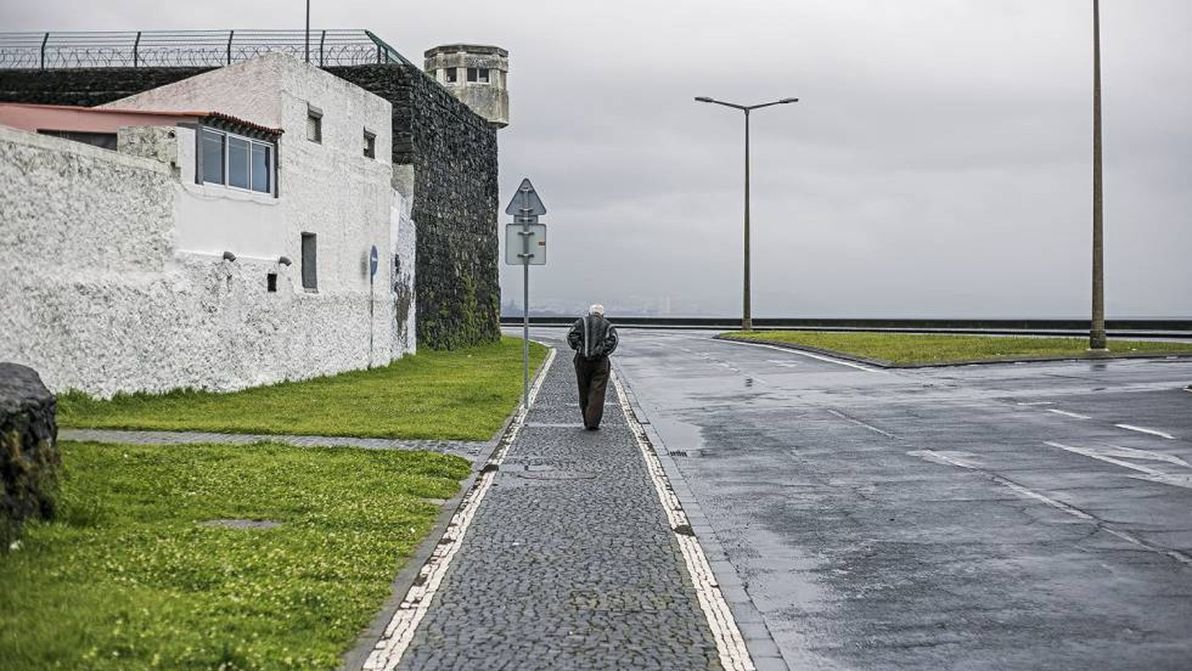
[[529, 328, 1192, 670]]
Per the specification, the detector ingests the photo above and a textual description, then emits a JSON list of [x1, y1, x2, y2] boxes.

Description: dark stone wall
[[0, 64, 501, 350], [330, 65, 501, 350], [0, 67, 213, 106], [0, 364, 60, 548]]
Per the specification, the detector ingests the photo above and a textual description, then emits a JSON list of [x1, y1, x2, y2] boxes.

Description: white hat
[[589, 304, 605, 316]]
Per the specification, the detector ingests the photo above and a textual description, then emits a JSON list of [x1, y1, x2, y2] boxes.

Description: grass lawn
[[0, 440, 471, 671], [58, 337, 548, 441], [721, 330, 1192, 366]]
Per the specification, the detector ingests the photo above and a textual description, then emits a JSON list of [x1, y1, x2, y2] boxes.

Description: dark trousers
[[574, 354, 611, 429]]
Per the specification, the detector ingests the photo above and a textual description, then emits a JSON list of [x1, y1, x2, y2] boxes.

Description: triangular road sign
[[505, 178, 547, 216]]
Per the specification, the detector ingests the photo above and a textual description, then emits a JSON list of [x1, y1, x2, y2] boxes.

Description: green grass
[[0, 440, 471, 671], [722, 330, 1192, 366], [58, 337, 549, 441]]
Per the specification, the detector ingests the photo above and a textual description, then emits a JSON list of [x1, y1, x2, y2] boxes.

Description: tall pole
[[305, 0, 311, 64], [1090, 0, 1107, 350], [695, 96, 797, 333], [743, 110, 752, 332], [522, 224, 530, 410]]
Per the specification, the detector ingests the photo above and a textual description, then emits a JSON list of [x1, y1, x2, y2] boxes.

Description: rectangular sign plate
[[505, 223, 547, 266]]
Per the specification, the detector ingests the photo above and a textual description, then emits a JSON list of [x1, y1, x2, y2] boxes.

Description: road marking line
[[1115, 424, 1176, 440], [362, 347, 557, 671], [826, 409, 898, 439], [715, 338, 884, 373], [1047, 409, 1091, 420], [910, 448, 1192, 566], [1017, 401, 1055, 406], [613, 374, 755, 671], [1044, 441, 1168, 477]]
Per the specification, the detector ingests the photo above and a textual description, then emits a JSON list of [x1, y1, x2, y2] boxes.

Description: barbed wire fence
[[0, 29, 413, 70]]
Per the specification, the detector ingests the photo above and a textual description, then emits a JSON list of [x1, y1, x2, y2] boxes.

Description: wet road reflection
[[527, 328, 1192, 670]]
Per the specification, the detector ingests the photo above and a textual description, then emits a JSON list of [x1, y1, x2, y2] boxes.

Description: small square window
[[363, 130, 376, 159], [267, 273, 278, 293], [478, 68, 489, 83], [466, 67, 478, 82], [444, 68, 457, 83], [306, 105, 322, 143]]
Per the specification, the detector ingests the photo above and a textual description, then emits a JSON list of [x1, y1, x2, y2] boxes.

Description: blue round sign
[[369, 245, 379, 278]]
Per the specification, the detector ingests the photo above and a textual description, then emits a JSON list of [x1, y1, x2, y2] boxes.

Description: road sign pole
[[503, 178, 548, 412], [522, 213, 531, 410], [368, 244, 378, 368], [369, 273, 374, 368]]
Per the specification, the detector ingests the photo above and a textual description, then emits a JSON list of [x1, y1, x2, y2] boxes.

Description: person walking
[[567, 304, 619, 430]]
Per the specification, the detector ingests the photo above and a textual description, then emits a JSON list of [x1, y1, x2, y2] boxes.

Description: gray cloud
[[4, 0, 1189, 317]]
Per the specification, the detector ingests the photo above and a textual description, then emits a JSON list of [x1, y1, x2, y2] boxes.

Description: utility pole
[[305, 0, 311, 64], [695, 96, 799, 332], [1090, 0, 1107, 350]]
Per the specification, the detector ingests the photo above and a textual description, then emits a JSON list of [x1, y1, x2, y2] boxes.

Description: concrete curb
[[339, 343, 555, 671], [613, 359, 790, 671], [714, 334, 1192, 369]]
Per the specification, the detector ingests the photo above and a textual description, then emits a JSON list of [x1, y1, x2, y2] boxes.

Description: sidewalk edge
[[340, 343, 557, 671], [613, 360, 791, 671]]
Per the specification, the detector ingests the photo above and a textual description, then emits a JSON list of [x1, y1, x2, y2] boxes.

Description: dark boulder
[[0, 363, 61, 548]]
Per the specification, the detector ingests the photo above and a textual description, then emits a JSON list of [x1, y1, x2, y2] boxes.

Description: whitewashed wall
[[0, 55, 416, 397]]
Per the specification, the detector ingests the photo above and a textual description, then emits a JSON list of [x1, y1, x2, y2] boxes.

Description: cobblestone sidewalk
[[59, 428, 489, 460], [372, 356, 731, 670]]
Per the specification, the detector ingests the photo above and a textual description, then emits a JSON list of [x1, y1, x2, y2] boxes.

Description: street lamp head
[[779, 97, 800, 104], [694, 96, 715, 103]]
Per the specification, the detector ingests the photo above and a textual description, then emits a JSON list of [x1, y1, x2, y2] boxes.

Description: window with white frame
[[199, 127, 275, 195]]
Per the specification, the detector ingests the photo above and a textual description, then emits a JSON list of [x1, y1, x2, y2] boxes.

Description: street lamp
[[1090, 0, 1107, 350], [695, 96, 799, 332]]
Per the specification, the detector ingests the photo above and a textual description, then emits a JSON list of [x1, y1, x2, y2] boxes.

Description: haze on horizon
[[5, 1, 1189, 319]]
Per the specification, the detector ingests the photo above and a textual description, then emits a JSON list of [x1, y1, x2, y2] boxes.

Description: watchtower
[[424, 44, 509, 128]]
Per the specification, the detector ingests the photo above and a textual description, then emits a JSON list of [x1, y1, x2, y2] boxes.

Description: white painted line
[[909, 448, 1192, 566], [1047, 409, 1091, 420], [1115, 424, 1176, 440], [613, 374, 756, 671], [715, 337, 884, 373], [1045, 441, 1190, 469], [1017, 401, 1055, 406], [1044, 441, 1168, 478], [826, 409, 898, 439], [363, 347, 558, 671]]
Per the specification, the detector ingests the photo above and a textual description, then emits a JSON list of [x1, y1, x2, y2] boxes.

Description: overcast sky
[[4, 1, 1189, 317]]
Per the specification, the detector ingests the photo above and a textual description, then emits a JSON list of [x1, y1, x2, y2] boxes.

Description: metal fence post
[[319, 30, 326, 67], [227, 30, 234, 65], [40, 32, 48, 69], [133, 31, 141, 67]]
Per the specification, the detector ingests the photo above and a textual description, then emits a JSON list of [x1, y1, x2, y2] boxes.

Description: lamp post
[[695, 96, 799, 332], [1090, 0, 1107, 350]]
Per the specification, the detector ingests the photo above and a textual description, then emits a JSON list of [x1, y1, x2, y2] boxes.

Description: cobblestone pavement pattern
[[393, 356, 724, 670], [59, 429, 488, 460]]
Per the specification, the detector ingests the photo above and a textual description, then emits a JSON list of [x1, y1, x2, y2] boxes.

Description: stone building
[[0, 30, 505, 351], [0, 53, 415, 397], [424, 44, 510, 128]]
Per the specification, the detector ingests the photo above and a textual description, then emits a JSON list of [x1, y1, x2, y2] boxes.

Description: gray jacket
[[568, 315, 619, 360]]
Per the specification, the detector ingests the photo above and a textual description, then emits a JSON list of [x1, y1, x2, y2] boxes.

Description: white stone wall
[[0, 55, 416, 397]]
